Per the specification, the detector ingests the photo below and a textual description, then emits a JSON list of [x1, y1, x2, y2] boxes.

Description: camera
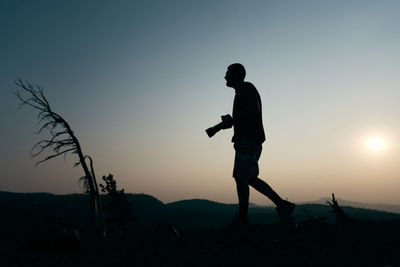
[[205, 114, 233, 138]]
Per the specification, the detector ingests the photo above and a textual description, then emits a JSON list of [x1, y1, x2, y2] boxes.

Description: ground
[[3, 220, 400, 266]]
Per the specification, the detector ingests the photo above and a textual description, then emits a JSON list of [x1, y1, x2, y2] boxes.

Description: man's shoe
[[276, 200, 296, 224]]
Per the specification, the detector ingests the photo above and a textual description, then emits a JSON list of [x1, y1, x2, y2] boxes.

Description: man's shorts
[[233, 141, 262, 182]]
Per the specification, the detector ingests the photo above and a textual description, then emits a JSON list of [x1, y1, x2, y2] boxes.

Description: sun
[[366, 137, 385, 151]]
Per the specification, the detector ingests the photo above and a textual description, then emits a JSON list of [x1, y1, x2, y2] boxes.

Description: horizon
[[2, 189, 400, 208], [1, 1, 400, 206]]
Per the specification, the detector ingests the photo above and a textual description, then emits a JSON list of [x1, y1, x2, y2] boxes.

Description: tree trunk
[[67, 127, 104, 235]]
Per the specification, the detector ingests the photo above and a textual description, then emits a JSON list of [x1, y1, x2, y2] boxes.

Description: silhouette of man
[[221, 63, 295, 226]]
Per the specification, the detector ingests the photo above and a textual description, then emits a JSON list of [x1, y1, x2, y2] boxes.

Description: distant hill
[[309, 197, 400, 214], [167, 199, 237, 213], [165, 198, 400, 229], [1, 191, 399, 233]]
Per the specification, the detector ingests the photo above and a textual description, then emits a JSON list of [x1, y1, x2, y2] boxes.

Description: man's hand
[[221, 114, 233, 129]]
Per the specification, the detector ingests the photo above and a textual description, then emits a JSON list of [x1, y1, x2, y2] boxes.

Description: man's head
[[225, 63, 246, 88]]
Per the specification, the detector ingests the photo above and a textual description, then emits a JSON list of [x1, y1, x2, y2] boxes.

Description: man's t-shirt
[[232, 82, 266, 144]]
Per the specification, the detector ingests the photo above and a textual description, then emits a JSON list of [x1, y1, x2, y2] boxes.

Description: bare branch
[[36, 112, 52, 125], [53, 140, 75, 152], [31, 137, 74, 158], [14, 80, 49, 112], [84, 155, 97, 183], [34, 148, 76, 165], [36, 120, 57, 135]]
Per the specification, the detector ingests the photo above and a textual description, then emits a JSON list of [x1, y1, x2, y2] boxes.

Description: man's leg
[[248, 177, 283, 206], [232, 142, 261, 220], [249, 177, 295, 223], [234, 176, 249, 219]]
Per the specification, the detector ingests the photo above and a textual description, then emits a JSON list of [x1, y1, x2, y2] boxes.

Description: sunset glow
[[1, 1, 400, 205], [367, 137, 385, 152]]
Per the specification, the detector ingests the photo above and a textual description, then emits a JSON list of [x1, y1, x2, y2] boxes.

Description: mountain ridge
[[1, 190, 399, 214]]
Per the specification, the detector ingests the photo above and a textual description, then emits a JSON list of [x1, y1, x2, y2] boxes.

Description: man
[[220, 63, 295, 226]]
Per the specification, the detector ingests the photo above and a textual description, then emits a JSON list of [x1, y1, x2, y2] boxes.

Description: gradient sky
[[1, 0, 400, 205]]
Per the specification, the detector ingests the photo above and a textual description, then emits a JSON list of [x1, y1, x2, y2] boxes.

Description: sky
[[1, 0, 400, 205]]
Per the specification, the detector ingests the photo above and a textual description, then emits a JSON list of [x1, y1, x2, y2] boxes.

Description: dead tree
[[14, 79, 104, 235], [327, 193, 352, 224]]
